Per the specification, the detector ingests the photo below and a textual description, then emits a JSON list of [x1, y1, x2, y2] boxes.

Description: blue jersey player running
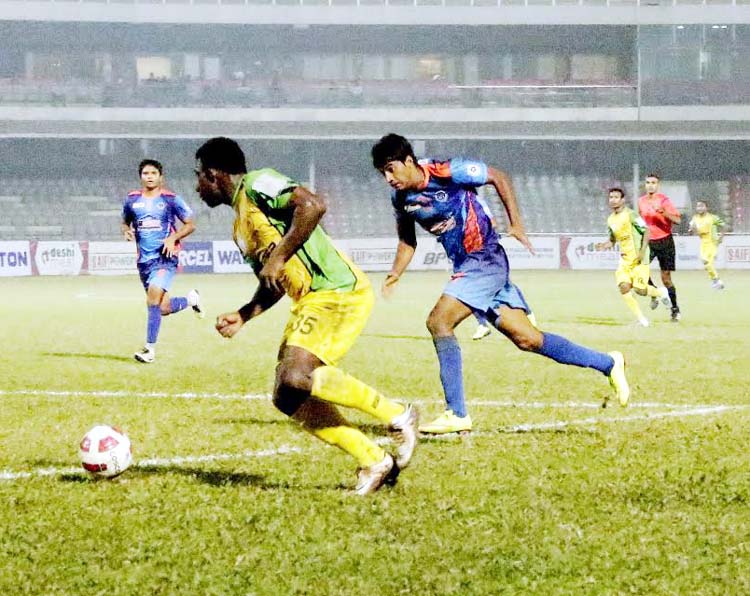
[[121, 159, 204, 363], [371, 134, 629, 434]]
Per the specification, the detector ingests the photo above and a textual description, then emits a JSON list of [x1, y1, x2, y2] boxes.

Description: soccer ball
[[79, 425, 133, 478]]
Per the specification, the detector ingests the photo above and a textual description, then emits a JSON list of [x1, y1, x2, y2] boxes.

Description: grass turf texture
[[1, 271, 749, 595]]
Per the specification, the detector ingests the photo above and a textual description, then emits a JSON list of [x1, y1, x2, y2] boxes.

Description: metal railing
[[5, 0, 747, 7]]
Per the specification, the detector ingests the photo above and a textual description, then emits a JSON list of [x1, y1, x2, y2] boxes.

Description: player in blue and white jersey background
[[121, 159, 204, 363]]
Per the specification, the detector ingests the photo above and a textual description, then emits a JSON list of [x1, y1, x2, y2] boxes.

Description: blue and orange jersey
[[391, 158, 497, 269], [121, 189, 194, 264]]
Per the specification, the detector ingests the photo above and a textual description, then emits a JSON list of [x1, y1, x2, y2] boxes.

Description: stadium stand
[[0, 175, 735, 241]]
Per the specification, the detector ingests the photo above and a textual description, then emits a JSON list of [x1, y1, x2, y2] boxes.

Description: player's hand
[[215, 311, 244, 338], [381, 273, 400, 299], [162, 236, 178, 258], [123, 228, 134, 242], [259, 255, 285, 294], [509, 226, 535, 255]]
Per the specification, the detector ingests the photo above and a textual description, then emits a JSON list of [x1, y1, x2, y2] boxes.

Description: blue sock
[[169, 297, 188, 314], [146, 304, 162, 345], [474, 311, 488, 326], [433, 336, 466, 417], [538, 333, 614, 376]]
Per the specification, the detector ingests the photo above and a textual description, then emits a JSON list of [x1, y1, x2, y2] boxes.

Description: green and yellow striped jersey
[[607, 207, 648, 265], [231, 168, 367, 302], [689, 212, 724, 244]]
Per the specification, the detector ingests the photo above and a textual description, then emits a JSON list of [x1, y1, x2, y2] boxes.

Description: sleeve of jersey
[[662, 198, 679, 217], [250, 169, 298, 210], [714, 215, 725, 227], [173, 196, 194, 222], [121, 201, 131, 224], [632, 214, 647, 235], [448, 158, 488, 186], [391, 191, 406, 220]]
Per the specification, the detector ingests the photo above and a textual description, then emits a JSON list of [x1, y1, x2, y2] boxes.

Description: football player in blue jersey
[[372, 134, 629, 433], [121, 159, 204, 363]]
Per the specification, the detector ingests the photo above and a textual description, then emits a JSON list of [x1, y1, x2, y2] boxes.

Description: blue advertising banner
[[178, 241, 214, 273]]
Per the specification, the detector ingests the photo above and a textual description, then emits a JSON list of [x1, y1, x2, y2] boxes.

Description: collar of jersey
[[231, 177, 246, 208], [417, 164, 431, 191]]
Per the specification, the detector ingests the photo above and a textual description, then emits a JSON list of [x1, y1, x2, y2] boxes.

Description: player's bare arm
[[383, 216, 417, 297], [162, 218, 196, 257], [595, 240, 614, 251], [259, 186, 326, 293], [638, 228, 650, 264], [486, 166, 535, 255], [656, 202, 681, 225], [215, 284, 285, 339], [121, 220, 134, 242]]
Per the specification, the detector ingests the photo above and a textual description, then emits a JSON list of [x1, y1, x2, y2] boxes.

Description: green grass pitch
[[1, 270, 749, 594]]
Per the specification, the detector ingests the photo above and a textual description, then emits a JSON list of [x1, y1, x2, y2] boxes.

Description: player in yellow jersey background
[[689, 200, 725, 290], [194, 137, 419, 496], [596, 187, 670, 327]]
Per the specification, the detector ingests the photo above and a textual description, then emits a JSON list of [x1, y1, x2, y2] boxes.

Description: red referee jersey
[[638, 193, 679, 241]]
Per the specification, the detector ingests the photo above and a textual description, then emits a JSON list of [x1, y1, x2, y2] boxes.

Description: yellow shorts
[[282, 286, 374, 366], [700, 242, 717, 264], [615, 261, 649, 291]]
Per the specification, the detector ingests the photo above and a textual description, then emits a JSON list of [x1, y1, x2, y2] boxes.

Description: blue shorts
[[443, 244, 531, 319], [137, 257, 178, 292]]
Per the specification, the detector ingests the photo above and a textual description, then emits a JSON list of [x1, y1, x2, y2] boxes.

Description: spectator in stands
[[372, 133, 630, 433], [638, 173, 682, 321], [121, 158, 204, 364]]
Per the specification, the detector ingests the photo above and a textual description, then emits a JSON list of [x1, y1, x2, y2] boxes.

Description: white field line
[[0, 445, 302, 481], [0, 389, 727, 410], [0, 389, 271, 401], [420, 405, 750, 440]]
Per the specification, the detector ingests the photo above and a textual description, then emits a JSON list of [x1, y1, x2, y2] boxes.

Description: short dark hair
[[371, 133, 416, 170], [139, 159, 163, 175], [645, 173, 660, 181], [608, 187, 625, 198], [195, 137, 247, 175]]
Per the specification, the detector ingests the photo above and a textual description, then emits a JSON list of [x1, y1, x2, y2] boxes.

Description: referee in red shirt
[[638, 173, 681, 322]]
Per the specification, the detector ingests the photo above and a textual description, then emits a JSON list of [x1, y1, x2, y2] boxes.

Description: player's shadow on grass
[[211, 417, 289, 426], [43, 351, 134, 363], [573, 317, 621, 326], [132, 466, 319, 491], [361, 333, 432, 341]]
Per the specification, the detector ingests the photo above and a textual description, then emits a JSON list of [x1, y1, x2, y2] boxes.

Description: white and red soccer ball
[[79, 425, 133, 478]]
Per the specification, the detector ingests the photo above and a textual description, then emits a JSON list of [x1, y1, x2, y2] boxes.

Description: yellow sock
[[706, 261, 718, 280], [292, 399, 385, 467], [311, 366, 404, 423], [621, 292, 644, 321]]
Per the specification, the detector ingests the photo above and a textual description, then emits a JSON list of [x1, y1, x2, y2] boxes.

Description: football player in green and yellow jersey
[[596, 188, 670, 327], [689, 200, 725, 289], [194, 137, 418, 496]]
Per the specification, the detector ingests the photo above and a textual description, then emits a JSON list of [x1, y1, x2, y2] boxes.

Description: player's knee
[[272, 391, 307, 417], [618, 283, 631, 294], [426, 313, 450, 337], [276, 367, 313, 397], [512, 330, 543, 352]]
